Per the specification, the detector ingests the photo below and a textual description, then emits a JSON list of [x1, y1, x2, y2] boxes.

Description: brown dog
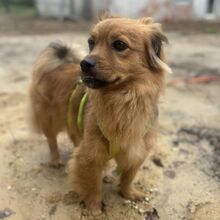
[[29, 15, 171, 215]]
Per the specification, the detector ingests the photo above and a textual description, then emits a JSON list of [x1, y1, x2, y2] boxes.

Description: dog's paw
[[49, 159, 65, 169], [120, 187, 145, 201], [87, 203, 102, 216]]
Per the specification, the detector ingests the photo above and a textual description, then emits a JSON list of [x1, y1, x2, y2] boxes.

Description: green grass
[[0, 3, 35, 16], [203, 27, 219, 34]]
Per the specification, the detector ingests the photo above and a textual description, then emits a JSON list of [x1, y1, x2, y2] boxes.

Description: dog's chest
[[90, 91, 151, 147]]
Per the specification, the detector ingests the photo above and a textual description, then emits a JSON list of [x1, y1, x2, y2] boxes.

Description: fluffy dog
[[29, 15, 171, 215]]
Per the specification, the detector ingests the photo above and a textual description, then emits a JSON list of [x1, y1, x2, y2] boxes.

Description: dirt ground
[[0, 15, 220, 220]]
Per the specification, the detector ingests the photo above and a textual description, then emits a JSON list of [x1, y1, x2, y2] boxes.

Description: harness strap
[[95, 116, 120, 160], [108, 142, 119, 160], [67, 83, 79, 133], [77, 93, 88, 134], [67, 80, 88, 135]]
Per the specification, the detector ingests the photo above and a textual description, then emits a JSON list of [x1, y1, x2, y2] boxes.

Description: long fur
[[29, 16, 170, 215]]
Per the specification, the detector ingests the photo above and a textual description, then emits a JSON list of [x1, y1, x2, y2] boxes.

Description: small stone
[[152, 157, 164, 167], [4, 209, 12, 216], [173, 140, 179, 146], [138, 208, 145, 214], [0, 208, 15, 218], [133, 205, 138, 210], [150, 188, 158, 193], [131, 201, 137, 206], [31, 187, 36, 191], [144, 197, 149, 202], [145, 208, 159, 220], [7, 186, 12, 190], [123, 200, 131, 205]]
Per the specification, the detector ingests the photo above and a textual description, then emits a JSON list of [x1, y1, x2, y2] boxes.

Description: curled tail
[[32, 41, 85, 82]]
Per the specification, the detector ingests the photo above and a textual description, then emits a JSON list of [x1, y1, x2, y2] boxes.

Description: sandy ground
[[0, 16, 220, 220]]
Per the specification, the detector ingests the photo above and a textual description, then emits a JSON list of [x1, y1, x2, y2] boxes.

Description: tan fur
[[29, 43, 86, 166], [29, 16, 170, 215]]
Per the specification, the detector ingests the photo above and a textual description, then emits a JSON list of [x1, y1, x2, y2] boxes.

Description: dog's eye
[[88, 38, 95, 51], [112, 40, 128, 51]]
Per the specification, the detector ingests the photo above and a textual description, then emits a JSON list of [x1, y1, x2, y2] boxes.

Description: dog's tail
[[32, 41, 85, 82]]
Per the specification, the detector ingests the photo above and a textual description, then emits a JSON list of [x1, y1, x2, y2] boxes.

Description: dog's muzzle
[[80, 57, 96, 73], [80, 58, 110, 89]]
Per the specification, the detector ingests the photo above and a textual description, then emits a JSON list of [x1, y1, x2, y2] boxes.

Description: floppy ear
[[150, 29, 168, 58], [141, 20, 171, 74]]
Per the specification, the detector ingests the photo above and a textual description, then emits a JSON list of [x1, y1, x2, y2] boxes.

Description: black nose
[[80, 58, 96, 73]]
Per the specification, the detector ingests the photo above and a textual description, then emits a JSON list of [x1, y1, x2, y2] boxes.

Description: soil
[[0, 14, 220, 220]]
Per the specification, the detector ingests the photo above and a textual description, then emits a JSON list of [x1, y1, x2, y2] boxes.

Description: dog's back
[[29, 42, 82, 137]]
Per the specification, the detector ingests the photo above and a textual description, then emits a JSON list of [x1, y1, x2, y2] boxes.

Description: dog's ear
[[97, 10, 111, 22], [139, 17, 154, 25], [140, 18, 171, 74], [96, 10, 121, 23], [150, 27, 168, 58]]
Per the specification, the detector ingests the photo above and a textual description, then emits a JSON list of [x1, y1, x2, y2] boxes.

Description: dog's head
[[80, 15, 171, 89]]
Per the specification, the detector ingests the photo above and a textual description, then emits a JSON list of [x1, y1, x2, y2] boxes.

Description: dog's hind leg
[[35, 108, 64, 168], [46, 134, 62, 168]]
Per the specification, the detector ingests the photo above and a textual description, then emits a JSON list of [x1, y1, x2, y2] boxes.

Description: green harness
[[67, 81, 119, 159], [67, 81, 156, 161], [67, 80, 88, 134]]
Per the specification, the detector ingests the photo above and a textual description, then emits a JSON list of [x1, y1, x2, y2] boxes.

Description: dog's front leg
[[68, 140, 108, 216], [117, 151, 146, 201], [119, 166, 146, 201]]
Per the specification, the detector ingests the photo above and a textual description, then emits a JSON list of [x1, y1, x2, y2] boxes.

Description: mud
[[0, 16, 220, 220]]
